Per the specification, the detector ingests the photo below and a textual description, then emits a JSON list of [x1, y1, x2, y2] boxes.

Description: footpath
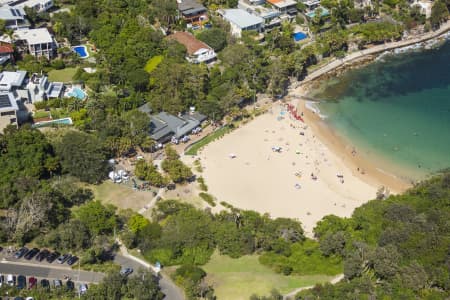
[[283, 274, 345, 300], [303, 21, 450, 83]]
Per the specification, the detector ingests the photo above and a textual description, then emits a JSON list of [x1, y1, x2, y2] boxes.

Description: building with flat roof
[[0, 5, 28, 29], [168, 32, 216, 64], [27, 73, 63, 102], [219, 9, 264, 37], [266, 0, 297, 15], [0, 70, 29, 131], [14, 28, 56, 59]]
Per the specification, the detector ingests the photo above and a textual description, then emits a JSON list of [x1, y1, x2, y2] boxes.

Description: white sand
[[200, 100, 378, 236]]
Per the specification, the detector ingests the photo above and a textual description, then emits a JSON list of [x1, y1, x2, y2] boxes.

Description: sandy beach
[[199, 89, 410, 235]]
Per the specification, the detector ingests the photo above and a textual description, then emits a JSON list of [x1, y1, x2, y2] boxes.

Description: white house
[[14, 28, 56, 59], [13, 0, 54, 12], [27, 73, 64, 103], [219, 9, 264, 38], [0, 5, 28, 29], [0, 70, 28, 131], [168, 31, 216, 64]]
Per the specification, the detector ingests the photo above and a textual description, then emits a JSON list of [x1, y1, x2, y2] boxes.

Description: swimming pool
[[72, 45, 89, 58], [33, 117, 73, 128], [293, 32, 308, 42], [67, 87, 86, 100]]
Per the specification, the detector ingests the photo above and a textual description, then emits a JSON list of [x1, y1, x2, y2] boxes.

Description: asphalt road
[[0, 260, 104, 283], [114, 254, 184, 300]]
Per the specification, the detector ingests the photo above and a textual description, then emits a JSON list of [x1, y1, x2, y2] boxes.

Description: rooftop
[[0, 5, 25, 20], [177, 0, 206, 12], [0, 44, 13, 53], [168, 32, 212, 56], [14, 27, 54, 44], [267, 0, 297, 8], [0, 70, 27, 91], [220, 9, 264, 29], [0, 92, 18, 112]]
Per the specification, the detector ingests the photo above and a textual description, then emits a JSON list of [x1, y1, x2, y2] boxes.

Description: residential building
[[266, 0, 297, 16], [26, 73, 63, 103], [0, 42, 14, 65], [238, 1, 281, 30], [177, 0, 208, 28], [14, 28, 56, 59], [0, 70, 28, 131], [13, 0, 54, 12], [303, 0, 321, 11], [168, 31, 216, 64], [0, 5, 28, 29], [219, 9, 264, 38]]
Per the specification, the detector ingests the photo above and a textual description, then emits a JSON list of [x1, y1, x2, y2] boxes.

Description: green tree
[[53, 130, 108, 183], [74, 201, 117, 235], [197, 28, 228, 52]]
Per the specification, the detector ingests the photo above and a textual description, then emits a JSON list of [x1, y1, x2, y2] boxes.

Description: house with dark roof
[[149, 111, 207, 143], [168, 32, 216, 64], [177, 0, 208, 27], [0, 92, 18, 131]]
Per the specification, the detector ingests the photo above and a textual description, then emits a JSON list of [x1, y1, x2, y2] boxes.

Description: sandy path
[[200, 100, 382, 236]]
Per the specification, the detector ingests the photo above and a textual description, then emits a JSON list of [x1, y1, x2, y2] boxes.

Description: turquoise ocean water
[[310, 41, 450, 181]]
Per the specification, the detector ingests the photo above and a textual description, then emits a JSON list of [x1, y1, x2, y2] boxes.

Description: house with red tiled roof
[[0, 43, 14, 65], [168, 32, 216, 64]]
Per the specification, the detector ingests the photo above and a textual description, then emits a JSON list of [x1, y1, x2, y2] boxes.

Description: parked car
[[79, 283, 88, 295], [17, 275, 26, 289], [7, 274, 16, 286], [14, 247, 28, 259], [24, 248, 39, 260], [0, 274, 5, 287], [57, 253, 71, 264], [0, 246, 3, 252], [120, 267, 133, 276], [46, 251, 60, 263], [66, 280, 74, 291], [28, 276, 37, 289], [53, 279, 62, 288], [35, 249, 50, 262], [66, 256, 78, 266], [40, 279, 50, 290]]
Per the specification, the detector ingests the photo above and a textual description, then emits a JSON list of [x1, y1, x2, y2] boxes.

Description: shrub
[[197, 176, 208, 191], [199, 192, 216, 207]]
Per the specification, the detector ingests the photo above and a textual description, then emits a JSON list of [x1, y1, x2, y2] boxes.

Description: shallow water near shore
[[310, 41, 450, 181]]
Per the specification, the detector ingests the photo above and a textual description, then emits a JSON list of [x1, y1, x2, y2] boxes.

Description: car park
[[67, 255, 78, 266], [57, 253, 71, 264], [46, 251, 60, 263], [79, 283, 88, 295], [24, 248, 39, 260], [28, 277, 37, 289], [14, 247, 28, 259], [35, 249, 50, 261], [40, 279, 50, 290], [66, 280, 74, 291], [120, 267, 133, 276], [17, 275, 26, 289]]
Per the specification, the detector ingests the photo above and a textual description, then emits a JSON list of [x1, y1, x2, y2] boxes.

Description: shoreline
[[293, 90, 410, 194], [302, 20, 450, 83]]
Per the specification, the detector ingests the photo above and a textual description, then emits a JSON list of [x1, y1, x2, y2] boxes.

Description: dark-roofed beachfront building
[[149, 111, 207, 144]]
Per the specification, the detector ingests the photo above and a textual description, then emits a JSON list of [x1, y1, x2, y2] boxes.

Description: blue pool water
[[293, 32, 307, 42], [33, 117, 73, 128], [73, 46, 88, 58], [67, 87, 86, 100]]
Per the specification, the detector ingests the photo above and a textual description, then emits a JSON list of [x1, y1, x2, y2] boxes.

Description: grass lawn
[[88, 181, 155, 212], [48, 67, 78, 82], [185, 126, 232, 155], [203, 252, 334, 300]]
